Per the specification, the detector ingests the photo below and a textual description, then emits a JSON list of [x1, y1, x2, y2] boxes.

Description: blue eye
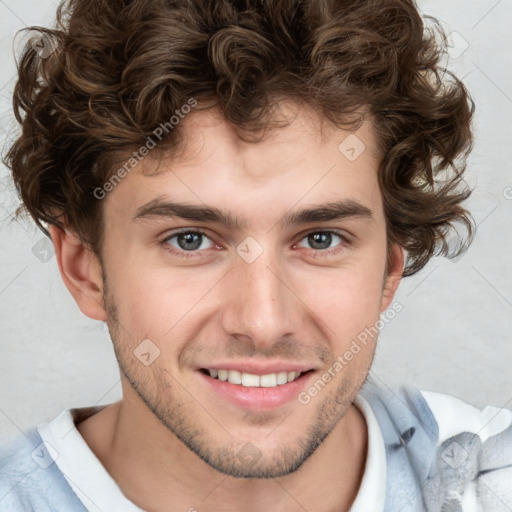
[[297, 231, 347, 251], [299, 231, 349, 254], [159, 229, 350, 260], [162, 230, 214, 257]]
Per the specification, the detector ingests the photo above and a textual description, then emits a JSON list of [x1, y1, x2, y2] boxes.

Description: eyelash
[[159, 229, 351, 260]]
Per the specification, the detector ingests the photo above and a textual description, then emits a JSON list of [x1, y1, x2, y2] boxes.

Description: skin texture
[[50, 101, 404, 512]]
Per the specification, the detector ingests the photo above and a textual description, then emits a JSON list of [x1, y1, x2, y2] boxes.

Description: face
[[80, 102, 402, 478]]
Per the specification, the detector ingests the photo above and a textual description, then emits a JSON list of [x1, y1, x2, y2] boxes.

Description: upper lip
[[198, 360, 316, 376]]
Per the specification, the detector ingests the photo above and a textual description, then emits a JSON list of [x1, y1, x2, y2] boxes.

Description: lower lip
[[198, 370, 315, 411]]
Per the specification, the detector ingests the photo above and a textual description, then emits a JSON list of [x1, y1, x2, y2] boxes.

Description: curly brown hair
[[4, 0, 475, 277]]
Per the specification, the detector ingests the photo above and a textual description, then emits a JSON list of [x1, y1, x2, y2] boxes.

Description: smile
[[202, 368, 304, 388]]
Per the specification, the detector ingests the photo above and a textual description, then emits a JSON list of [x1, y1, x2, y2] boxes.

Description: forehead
[[103, 102, 384, 227], [142, 102, 381, 175]]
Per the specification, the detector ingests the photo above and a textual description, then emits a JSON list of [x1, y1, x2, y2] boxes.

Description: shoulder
[[0, 428, 86, 511], [360, 380, 512, 511], [0, 428, 45, 510], [420, 389, 512, 510]]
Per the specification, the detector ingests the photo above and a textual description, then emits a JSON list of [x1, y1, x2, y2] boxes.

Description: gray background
[[0, 0, 511, 444]]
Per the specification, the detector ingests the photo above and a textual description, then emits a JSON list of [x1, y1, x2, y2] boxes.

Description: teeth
[[207, 369, 303, 387], [277, 371, 288, 385], [228, 370, 242, 385], [260, 374, 277, 387], [242, 373, 260, 387]]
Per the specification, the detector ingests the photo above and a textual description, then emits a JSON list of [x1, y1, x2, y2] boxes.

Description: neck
[[77, 392, 368, 512]]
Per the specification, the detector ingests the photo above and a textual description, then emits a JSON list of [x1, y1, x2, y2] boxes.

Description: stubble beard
[[101, 276, 367, 479]]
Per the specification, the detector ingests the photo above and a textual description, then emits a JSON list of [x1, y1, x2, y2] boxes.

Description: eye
[[160, 228, 351, 260], [295, 230, 349, 254], [161, 229, 215, 257]]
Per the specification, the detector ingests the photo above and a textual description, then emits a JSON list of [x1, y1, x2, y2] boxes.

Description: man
[[1, 0, 511, 510]]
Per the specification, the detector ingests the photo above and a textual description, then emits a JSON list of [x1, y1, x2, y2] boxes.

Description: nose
[[220, 247, 300, 352]]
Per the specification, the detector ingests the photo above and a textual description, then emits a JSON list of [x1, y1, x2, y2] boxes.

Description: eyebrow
[[133, 197, 374, 230]]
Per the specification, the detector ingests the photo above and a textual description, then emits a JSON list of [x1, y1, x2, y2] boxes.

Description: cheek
[[304, 264, 385, 348], [109, 259, 220, 342]]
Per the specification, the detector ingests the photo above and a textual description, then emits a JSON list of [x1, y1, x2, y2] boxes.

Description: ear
[[380, 243, 404, 313], [49, 224, 107, 321]]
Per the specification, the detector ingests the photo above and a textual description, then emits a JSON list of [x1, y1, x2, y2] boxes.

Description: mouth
[[197, 367, 316, 410], [199, 368, 311, 388]]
